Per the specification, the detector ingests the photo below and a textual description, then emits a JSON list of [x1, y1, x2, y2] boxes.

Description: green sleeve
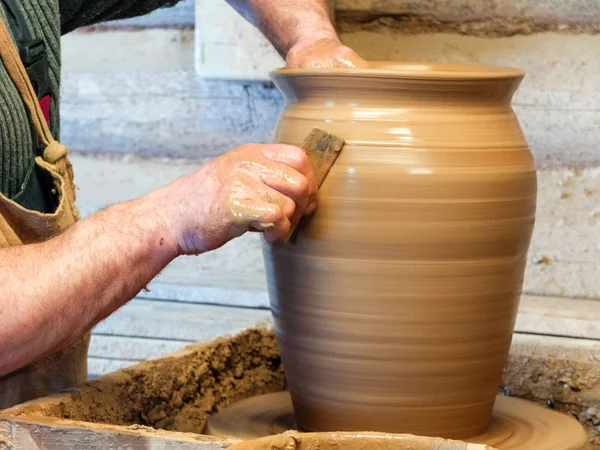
[[59, 0, 181, 34]]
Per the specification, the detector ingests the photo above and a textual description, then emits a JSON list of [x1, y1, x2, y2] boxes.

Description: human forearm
[[0, 191, 176, 376], [0, 143, 317, 376], [226, 0, 336, 57], [226, 0, 367, 68]]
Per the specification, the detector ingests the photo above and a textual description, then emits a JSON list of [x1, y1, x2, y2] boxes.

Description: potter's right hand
[[157, 144, 318, 255]]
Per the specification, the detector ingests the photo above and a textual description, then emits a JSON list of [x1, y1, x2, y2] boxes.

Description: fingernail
[[259, 222, 276, 230]]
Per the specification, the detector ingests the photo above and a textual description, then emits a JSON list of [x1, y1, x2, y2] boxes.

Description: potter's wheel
[[205, 391, 590, 449]]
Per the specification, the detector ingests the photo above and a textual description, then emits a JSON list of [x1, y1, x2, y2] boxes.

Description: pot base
[[205, 391, 589, 449]]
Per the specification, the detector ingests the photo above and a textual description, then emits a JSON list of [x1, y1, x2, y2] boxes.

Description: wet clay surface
[[2, 328, 285, 434], [263, 63, 537, 438], [229, 430, 494, 450], [206, 391, 590, 450]]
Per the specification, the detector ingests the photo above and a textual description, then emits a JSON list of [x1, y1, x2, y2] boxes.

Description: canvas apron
[[0, 19, 90, 409]]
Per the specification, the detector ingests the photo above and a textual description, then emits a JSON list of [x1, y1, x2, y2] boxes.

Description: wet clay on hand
[[201, 143, 318, 248], [286, 38, 369, 69], [262, 63, 537, 438]]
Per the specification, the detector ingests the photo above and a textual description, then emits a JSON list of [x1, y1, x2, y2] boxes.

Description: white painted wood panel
[[194, 0, 282, 80], [511, 332, 600, 358], [88, 357, 136, 378], [89, 334, 192, 360], [515, 295, 600, 339], [92, 299, 272, 341]]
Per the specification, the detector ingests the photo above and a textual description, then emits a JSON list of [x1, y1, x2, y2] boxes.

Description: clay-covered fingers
[[255, 185, 297, 220], [261, 144, 318, 215], [228, 198, 291, 243], [286, 38, 369, 69], [170, 142, 322, 253], [227, 173, 300, 242]]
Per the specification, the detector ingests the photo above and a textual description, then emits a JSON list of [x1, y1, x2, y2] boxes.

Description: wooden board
[[93, 299, 271, 342], [0, 418, 236, 450], [89, 335, 192, 360], [515, 295, 600, 339], [88, 357, 137, 378]]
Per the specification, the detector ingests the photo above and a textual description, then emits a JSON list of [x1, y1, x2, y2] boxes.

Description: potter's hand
[[286, 38, 368, 69], [225, 1, 366, 68], [161, 144, 318, 255]]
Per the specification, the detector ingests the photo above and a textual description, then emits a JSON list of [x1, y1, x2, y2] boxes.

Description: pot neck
[[271, 73, 523, 108]]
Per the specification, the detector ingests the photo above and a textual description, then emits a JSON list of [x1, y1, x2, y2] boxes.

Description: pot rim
[[271, 61, 524, 80]]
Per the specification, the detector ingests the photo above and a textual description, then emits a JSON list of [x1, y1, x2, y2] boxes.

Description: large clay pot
[[262, 63, 536, 439]]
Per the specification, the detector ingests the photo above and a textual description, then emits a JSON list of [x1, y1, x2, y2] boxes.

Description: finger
[[261, 144, 309, 173], [255, 162, 308, 209], [255, 185, 297, 220], [228, 198, 291, 241], [256, 187, 298, 241], [261, 144, 319, 206], [262, 144, 317, 189], [305, 195, 318, 215], [335, 47, 370, 69], [258, 162, 317, 218]]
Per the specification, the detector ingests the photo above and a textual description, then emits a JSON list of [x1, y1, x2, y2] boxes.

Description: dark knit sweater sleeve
[[59, 0, 181, 34]]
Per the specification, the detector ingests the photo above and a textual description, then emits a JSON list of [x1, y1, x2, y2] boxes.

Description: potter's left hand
[[286, 38, 369, 69]]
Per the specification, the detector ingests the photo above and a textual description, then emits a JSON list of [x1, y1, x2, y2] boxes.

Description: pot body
[[263, 64, 536, 439]]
